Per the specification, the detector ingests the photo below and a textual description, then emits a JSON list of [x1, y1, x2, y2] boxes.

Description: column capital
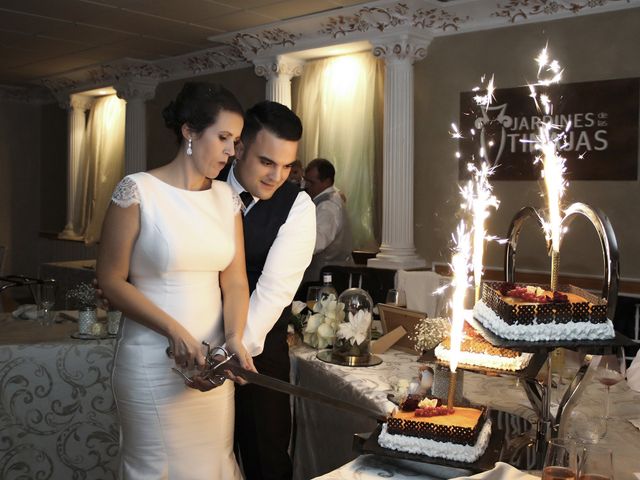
[[253, 55, 305, 81], [115, 79, 158, 102], [371, 32, 433, 64], [69, 94, 94, 112]]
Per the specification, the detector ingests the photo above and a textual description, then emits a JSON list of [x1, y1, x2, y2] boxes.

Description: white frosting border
[[378, 418, 492, 463], [473, 300, 615, 341], [434, 344, 532, 371]]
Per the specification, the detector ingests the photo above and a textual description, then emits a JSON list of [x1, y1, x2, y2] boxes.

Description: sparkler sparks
[[460, 163, 500, 302], [452, 75, 501, 303], [526, 47, 568, 290]]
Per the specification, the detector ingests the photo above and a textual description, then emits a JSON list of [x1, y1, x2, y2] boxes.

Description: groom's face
[[235, 129, 298, 200]]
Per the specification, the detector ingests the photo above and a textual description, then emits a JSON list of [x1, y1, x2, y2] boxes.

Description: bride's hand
[[166, 326, 207, 372]]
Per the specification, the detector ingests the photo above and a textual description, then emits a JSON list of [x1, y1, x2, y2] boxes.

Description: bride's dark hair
[[162, 82, 243, 143]]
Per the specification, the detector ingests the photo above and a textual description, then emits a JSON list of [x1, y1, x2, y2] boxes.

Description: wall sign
[[458, 78, 639, 181]]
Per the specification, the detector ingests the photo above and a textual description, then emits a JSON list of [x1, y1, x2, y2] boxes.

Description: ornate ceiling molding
[[230, 28, 301, 57], [491, 0, 633, 23], [35, 0, 639, 99], [320, 4, 412, 37]]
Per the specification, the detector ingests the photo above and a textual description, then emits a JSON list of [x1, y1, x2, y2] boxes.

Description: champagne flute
[[594, 348, 626, 436], [578, 444, 614, 480], [39, 280, 56, 326], [542, 438, 577, 480]]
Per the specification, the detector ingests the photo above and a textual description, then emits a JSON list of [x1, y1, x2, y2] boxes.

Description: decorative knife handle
[[169, 341, 236, 387]]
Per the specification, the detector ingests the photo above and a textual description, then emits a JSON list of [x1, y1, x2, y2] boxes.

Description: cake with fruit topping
[[435, 323, 533, 371], [473, 281, 614, 341], [378, 395, 492, 462]]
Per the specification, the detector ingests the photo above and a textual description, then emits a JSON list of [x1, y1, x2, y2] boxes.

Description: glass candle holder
[[332, 288, 374, 362]]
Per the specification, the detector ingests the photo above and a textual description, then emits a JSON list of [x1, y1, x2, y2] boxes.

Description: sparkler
[[447, 221, 471, 409], [527, 46, 567, 291]]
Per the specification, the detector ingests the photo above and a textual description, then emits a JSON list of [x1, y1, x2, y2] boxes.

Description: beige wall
[[0, 101, 43, 276], [414, 9, 640, 281], [0, 100, 66, 277], [146, 67, 265, 169]]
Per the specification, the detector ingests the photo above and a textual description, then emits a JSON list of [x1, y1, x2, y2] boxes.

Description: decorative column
[[254, 55, 304, 108], [368, 33, 432, 270], [59, 94, 93, 239], [116, 80, 157, 174]]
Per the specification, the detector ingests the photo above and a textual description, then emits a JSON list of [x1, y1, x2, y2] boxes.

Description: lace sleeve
[[111, 176, 141, 208], [231, 190, 242, 214]]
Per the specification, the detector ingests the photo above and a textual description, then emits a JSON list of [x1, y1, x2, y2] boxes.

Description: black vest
[[217, 165, 299, 294]]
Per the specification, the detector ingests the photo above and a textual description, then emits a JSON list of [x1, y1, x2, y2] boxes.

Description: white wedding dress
[[110, 172, 243, 480]]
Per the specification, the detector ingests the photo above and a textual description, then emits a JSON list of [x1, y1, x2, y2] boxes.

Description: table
[[290, 345, 640, 480], [0, 314, 118, 480]]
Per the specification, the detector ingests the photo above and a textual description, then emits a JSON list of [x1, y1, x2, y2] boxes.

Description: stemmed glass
[[594, 348, 626, 437], [542, 438, 577, 480], [578, 444, 614, 480], [40, 281, 56, 326]]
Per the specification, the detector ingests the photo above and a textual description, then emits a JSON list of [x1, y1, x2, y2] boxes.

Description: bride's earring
[[186, 138, 193, 156]]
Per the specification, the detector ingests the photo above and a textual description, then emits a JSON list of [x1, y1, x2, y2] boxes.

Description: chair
[[318, 265, 396, 305]]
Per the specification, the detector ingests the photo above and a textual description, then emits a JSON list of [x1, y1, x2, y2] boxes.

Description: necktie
[[239, 191, 253, 209]]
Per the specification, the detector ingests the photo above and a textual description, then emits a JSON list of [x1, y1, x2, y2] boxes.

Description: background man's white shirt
[[313, 185, 342, 254]]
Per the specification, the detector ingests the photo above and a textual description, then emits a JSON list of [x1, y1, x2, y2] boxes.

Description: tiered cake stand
[[469, 203, 635, 468]]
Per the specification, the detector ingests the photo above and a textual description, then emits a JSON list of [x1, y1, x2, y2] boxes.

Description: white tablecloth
[[0, 317, 118, 479]]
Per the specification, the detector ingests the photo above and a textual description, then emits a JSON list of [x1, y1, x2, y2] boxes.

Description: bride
[[97, 82, 254, 479]]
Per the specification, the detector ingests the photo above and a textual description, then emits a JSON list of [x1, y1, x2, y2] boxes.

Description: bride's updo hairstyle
[[162, 82, 243, 144]]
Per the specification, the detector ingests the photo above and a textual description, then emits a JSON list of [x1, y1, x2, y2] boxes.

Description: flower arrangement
[[66, 282, 97, 310], [303, 294, 345, 349], [287, 301, 309, 346], [409, 317, 450, 353], [336, 310, 372, 346]]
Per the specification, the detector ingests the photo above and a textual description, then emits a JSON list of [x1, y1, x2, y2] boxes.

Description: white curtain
[[75, 95, 126, 244], [295, 52, 379, 250]]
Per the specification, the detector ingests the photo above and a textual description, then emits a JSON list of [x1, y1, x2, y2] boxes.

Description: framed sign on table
[[378, 303, 427, 354]]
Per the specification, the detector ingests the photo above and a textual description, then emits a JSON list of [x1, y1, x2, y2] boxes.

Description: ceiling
[[0, 0, 368, 86]]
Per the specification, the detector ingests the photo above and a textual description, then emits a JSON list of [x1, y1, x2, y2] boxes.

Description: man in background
[[302, 158, 353, 283]]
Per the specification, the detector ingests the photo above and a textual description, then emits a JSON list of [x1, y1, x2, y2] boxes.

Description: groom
[[218, 101, 315, 480]]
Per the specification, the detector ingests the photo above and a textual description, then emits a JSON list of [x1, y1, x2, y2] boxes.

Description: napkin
[[626, 349, 640, 392], [450, 462, 539, 480], [12, 304, 38, 320]]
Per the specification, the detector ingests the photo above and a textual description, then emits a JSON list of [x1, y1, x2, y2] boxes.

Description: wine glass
[[594, 348, 626, 436], [385, 289, 406, 307], [542, 438, 577, 480], [38, 281, 57, 326], [578, 444, 614, 480]]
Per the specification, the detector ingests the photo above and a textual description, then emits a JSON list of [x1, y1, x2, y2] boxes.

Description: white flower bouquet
[[303, 294, 345, 349]]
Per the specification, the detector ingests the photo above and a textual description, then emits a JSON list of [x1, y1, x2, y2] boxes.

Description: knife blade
[[221, 357, 388, 423]]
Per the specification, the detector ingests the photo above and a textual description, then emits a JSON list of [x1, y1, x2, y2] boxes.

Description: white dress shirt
[[227, 165, 316, 356], [313, 185, 342, 254]]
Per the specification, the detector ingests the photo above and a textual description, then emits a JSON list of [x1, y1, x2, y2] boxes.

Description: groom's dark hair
[[241, 101, 302, 149]]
